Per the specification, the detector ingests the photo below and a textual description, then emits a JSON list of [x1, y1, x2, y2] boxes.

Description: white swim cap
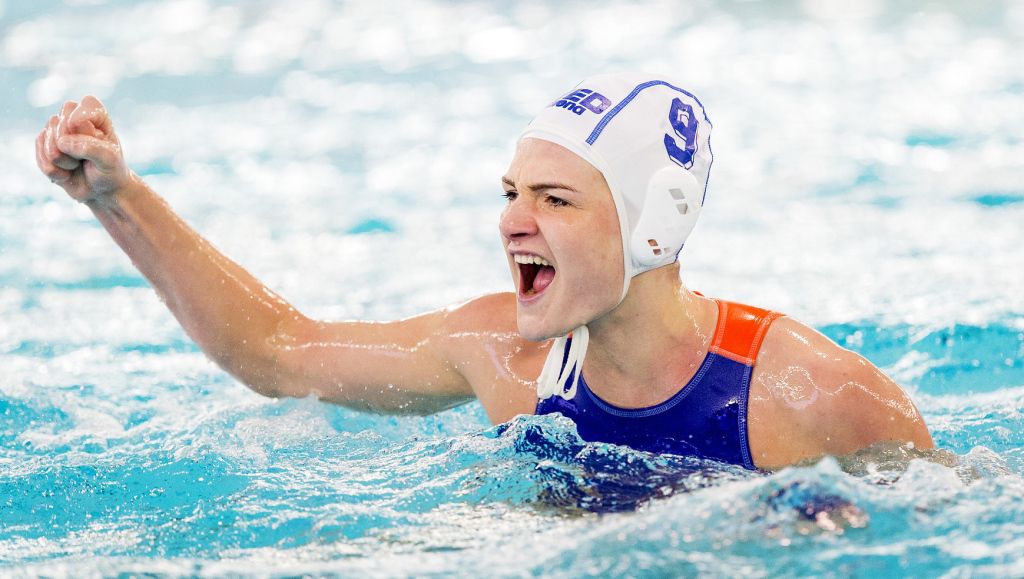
[[519, 72, 713, 301], [525, 73, 713, 401]]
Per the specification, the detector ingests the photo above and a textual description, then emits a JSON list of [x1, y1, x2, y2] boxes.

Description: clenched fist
[[35, 96, 135, 205]]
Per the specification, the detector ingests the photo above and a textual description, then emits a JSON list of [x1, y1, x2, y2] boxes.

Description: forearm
[[89, 175, 305, 394]]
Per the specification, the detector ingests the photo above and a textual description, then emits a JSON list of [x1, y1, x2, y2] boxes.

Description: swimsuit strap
[[708, 299, 784, 367]]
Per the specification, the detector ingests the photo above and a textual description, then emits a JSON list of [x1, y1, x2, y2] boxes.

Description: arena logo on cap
[[551, 88, 612, 116]]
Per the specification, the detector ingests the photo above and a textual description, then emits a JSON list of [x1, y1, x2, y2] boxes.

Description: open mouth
[[514, 254, 556, 299]]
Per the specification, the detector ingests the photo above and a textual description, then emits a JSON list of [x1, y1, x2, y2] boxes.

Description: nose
[[499, 196, 538, 241]]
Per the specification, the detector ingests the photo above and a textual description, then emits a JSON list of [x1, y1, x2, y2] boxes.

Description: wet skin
[[36, 97, 934, 470]]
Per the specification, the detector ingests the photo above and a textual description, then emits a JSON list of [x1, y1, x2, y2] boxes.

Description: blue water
[[2, 0, 1024, 576]]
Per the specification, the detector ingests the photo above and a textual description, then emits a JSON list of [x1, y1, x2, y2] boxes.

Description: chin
[[515, 309, 578, 342], [515, 319, 555, 342]]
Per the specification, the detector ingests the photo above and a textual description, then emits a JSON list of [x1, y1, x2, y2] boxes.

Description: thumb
[[56, 134, 121, 171]]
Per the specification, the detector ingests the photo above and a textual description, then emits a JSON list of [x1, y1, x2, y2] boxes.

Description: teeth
[[513, 253, 551, 267]]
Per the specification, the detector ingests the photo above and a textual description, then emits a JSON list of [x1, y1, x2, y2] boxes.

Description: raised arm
[[35, 96, 481, 414]]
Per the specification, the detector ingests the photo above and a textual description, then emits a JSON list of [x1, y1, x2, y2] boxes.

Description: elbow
[[210, 344, 311, 401], [242, 373, 303, 400], [261, 363, 324, 399], [230, 314, 326, 399], [237, 371, 313, 401]]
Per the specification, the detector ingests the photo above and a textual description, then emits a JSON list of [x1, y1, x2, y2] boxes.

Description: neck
[[581, 264, 717, 408]]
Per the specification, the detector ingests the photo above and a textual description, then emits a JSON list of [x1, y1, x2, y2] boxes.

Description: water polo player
[[35, 73, 933, 469]]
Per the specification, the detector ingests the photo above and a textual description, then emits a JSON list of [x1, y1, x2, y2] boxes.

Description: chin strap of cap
[[536, 325, 590, 401]]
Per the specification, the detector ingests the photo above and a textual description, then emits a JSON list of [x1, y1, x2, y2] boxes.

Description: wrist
[[85, 171, 147, 211]]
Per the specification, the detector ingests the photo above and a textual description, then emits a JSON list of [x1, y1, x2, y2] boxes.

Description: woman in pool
[[35, 73, 933, 470]]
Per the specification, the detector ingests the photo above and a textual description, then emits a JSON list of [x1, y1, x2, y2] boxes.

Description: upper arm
[[819, 349, 934, 454], [748, 317, 933, 468], [265, 293, 522, 415]]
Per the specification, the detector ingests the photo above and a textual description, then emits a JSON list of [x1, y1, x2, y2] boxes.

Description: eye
[[546, 195, 570, 207], [502, 190, 517, 202]]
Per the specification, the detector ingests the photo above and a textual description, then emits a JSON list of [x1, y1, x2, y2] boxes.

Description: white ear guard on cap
[[631, 166, 703, 268]]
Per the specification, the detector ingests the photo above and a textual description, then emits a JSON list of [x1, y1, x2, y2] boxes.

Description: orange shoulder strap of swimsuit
[[707, 299, 784, 366]]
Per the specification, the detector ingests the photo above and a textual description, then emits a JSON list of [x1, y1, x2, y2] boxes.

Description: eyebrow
[[501, 176, 582, 194]]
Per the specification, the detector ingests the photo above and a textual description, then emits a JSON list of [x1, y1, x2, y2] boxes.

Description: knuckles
[[37, 96, 121, 193]]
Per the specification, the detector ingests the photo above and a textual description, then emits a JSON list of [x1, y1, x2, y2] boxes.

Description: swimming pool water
[[2, 0, 1023, 576]]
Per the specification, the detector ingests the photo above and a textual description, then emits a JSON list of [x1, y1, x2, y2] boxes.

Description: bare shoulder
[[747, 315, 933, 469], [439, 292, 549, 423], [436, 292, 520, 349]]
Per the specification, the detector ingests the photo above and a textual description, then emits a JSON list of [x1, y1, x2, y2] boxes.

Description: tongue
[[533, 266, 555, 293]]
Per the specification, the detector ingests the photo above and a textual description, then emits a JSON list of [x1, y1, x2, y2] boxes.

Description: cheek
[[560, 232, 621, 293], [594, 216, 624, 281], [592, 198, 624, 260], [596, 244, 624, 295]]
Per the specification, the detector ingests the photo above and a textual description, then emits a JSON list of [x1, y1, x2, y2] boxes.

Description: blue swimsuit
[[535, 299, 783, 470]]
